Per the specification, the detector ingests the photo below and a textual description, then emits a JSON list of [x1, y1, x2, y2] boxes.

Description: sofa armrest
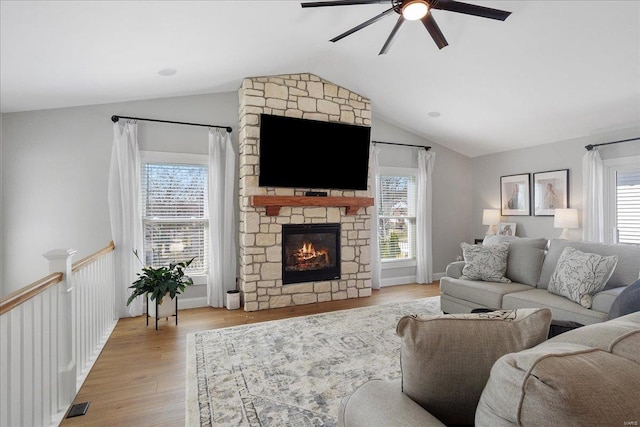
[[445, 261, 466, 279], [339, 379, 446, 427]]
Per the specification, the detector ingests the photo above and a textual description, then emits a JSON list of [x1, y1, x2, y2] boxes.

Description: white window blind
[[141, 163, 208, 273], [377, 172, 417, 260], [615, 168, 640, 244]]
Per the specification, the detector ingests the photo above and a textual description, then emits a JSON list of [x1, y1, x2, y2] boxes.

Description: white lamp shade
[[482, 209, 501, 226], [554, 209, 579, 229]]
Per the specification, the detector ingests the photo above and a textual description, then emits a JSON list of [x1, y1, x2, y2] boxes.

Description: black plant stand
[[146, 295, 178, 330]]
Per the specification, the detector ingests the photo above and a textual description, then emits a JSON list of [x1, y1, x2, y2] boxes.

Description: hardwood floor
[[61, 282, 440, 427]]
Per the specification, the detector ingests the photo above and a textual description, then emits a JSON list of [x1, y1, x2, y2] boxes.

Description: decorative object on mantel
[[482, 209, 501, 235], [554, 208, 579, 240], [300, 0, 511, 54], [251, 195, 374, 216], [500, 173, 531, 216], [127, 250, 195, 329], [533, 169, 569, 216]]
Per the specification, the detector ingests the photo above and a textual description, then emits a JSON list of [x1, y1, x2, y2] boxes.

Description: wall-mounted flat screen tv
[[258, 114, 371, 191]]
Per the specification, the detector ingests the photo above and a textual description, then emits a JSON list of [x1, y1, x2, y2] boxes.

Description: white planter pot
[[148, 295, 177, 319]]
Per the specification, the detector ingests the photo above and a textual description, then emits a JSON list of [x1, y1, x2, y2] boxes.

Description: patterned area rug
[[186, 296, 441, 426]]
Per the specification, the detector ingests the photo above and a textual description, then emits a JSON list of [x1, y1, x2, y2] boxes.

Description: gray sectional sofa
[[440, 238, 640, 325], [339, 310, 640, 426]]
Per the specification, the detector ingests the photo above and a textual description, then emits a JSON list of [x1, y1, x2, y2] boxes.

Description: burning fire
[[286, 241, 331, 271]]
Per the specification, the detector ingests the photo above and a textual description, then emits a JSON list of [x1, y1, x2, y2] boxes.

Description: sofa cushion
[[396, 308, 551, 426], [502, 288, 607, 325], [592, 286, 626, 313], [460, 242, 511, 283], [538, 239, 640, 290], [504, 237, 548, 286], [440, 276, 532, 309], [476, 313, 640, 426], [607, 279, 640, 320], [338, 380, 446, 427], [547, 246, 618, 308]]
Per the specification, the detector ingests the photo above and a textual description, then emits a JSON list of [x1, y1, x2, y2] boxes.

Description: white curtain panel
[[369, 145, 382, 289], [582, 149, 604, 242], [416, 149, 436, 284], [207, 129, 238, 307], [108, 122, 144, 317]]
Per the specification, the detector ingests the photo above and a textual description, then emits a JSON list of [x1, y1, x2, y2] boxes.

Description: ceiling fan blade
[[421, 12, 448, 49], [379, 16, 406, 55], [431, 0, 511, 21], [301, 0, 387, 8], [330, 7, 395, 43]]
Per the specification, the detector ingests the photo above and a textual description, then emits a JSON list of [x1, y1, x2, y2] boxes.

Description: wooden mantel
[[251, 195, 374, 216]]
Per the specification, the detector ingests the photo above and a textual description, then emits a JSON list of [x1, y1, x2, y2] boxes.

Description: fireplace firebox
[[282, 223, 341, 285]]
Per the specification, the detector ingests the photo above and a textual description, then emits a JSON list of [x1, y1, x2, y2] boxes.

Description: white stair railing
[[0, 242, 116, 427]]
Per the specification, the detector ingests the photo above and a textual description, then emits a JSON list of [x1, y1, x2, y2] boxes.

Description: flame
[[294, 242, 330, 264]]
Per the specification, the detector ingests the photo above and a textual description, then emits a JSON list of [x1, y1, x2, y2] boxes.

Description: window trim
[[140, 151, 209, 281], [603, 155, 640, 244], [377, 166, 418, 269]]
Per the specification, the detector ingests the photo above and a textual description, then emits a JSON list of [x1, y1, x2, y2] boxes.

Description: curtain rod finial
[[585, 144, 594, 151], [226, 127, 232, 133], [111, 115, 120, 123]]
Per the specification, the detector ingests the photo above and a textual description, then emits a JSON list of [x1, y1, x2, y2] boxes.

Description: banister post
[[43, 248, 77, 410]]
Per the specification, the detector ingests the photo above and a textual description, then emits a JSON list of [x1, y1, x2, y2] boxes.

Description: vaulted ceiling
[[1, 1, 638, 157]]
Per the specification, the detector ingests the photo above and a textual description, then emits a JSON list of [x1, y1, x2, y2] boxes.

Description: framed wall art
[[532, 169, 569, 216], [498, 222, 516, 236], [500, 173, 530, 216]]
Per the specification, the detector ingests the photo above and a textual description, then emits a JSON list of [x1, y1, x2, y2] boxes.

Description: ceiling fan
[[300, 0, 511, 54]]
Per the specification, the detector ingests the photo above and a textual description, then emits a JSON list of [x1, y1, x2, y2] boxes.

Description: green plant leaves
[[126, 250, 196, 306]]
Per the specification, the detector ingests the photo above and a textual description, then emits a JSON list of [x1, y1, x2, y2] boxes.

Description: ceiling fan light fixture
[[402, 0, 428, 21]]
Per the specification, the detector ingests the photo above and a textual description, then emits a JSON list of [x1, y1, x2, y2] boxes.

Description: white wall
[[1, 91, 473, 297], [470, 127, 640, 249]]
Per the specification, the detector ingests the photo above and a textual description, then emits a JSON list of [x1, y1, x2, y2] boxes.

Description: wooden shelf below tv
[[251, 195, 374, 216]]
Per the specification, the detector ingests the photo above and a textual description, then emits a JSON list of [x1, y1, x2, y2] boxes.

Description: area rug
[[186, 296, 441, 426]]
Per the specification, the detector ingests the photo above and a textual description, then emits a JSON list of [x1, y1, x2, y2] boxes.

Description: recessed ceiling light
[[158, 68, 177, 76], [427, 111, 441, 118]]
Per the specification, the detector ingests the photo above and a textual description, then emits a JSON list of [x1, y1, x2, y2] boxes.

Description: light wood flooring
[[61, 282, 440, 427]]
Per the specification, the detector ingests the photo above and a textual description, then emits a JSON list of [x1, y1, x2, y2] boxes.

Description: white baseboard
[[381, 272, 445, 287], [178, 296, 208, 309]]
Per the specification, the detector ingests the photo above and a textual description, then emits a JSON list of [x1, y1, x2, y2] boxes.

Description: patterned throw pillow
[[548, 246, 619, 308], [460, 242, 511, 283]]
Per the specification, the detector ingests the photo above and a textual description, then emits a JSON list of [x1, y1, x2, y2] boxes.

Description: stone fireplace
[[237, 73, 373, 311]]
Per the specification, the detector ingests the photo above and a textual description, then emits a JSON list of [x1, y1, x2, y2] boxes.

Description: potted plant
[[127, 250, 195, 328]]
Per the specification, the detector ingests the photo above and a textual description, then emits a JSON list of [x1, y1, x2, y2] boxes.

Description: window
[[377, 167, 417, 263], [140, 152, 208, 274], [604, 156, 640, 245]]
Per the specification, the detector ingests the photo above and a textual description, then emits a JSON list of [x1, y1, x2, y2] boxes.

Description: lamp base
[[485, 225, 497, 235], [558, 228, 570, 240]]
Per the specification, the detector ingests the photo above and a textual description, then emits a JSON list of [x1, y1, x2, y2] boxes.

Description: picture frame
[[497, 222, 517, 236], [532, 169, 569, 216], [500, 173, 530, 216]]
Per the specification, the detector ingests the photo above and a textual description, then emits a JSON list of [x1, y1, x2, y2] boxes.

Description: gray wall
[[470, 127, 640, 250], [1, 92, 472, 297], [372, 116, 472, 283], [1, 93, 239, 297]]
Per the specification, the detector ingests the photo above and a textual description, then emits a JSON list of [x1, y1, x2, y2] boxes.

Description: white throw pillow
[[547, 246, 618, 308], [460, 242, 511, 283]]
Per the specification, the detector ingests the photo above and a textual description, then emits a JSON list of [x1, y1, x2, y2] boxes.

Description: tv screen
[[258, 114, 371, 191]]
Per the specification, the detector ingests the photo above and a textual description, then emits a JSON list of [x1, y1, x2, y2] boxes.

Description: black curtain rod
[[585, 137, 639, 151], [373, 140, 431, 150], [111, 115, 232, 133]]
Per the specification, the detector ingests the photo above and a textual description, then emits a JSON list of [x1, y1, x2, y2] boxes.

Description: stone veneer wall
[[238, 73, 373, 311]]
